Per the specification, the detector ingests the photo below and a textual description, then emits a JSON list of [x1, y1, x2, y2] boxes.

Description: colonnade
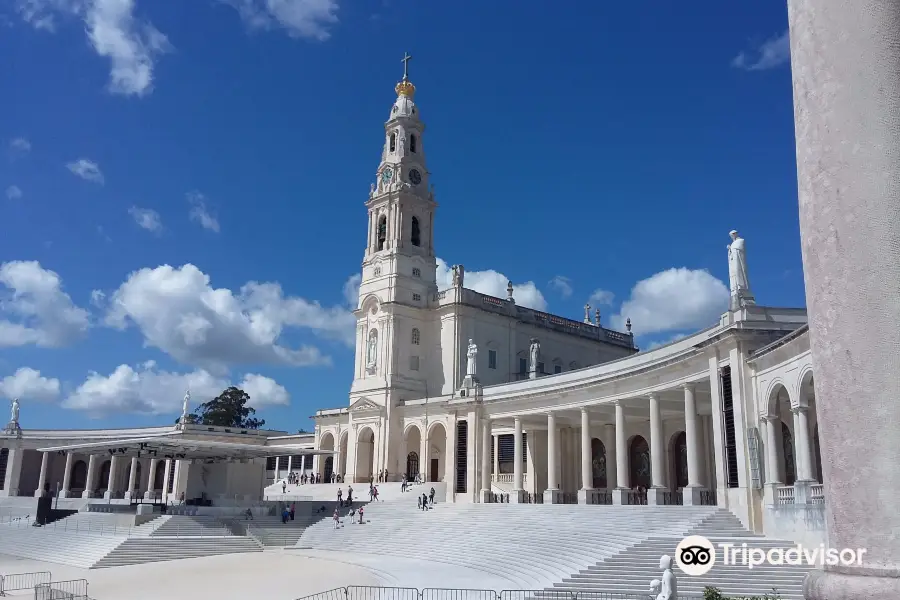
[[34, 451, 184, 502], [762, 406, 817, 489], [479, 383, 713, 505]]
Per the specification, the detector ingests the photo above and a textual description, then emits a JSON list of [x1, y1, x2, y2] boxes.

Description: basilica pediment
[[349, 397, 382, 414]]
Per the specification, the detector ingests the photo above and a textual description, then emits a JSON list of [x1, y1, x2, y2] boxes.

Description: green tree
[[176, 387, 265, 429]]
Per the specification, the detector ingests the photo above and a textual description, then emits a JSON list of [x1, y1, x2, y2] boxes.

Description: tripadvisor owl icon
[[676, 535, 716, 576]]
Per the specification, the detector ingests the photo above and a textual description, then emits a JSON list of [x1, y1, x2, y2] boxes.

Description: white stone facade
[[309, 69, 827, 546]]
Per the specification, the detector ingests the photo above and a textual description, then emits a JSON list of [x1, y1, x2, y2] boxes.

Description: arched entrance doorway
[[323, 457, 334, 482], [781, 422, 796, 485], [405, 425, 422, 480], [318, 432, 335, 480], [670, 431, 688, 489], [355, 427, 376, 482], [406, 452, 420, 479], [629, 436, 651, 489], [591, 438, 607, 489], [71, 460, 87, 491], [427, 423, 448, 483]]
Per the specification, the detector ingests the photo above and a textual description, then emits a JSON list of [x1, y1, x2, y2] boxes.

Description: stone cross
[[401, 52, 412, 79]]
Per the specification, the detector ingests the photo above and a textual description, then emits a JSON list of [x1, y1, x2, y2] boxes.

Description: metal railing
[[0, 570, 51, 595], [298, 586, 675, 600], [33, 579, 88, 600]]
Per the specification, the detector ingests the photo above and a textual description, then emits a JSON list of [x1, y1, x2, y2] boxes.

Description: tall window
[[411, 216, 421, 247], [554, 365, 562, 374], [377, 216, 387, 251], [411, 328, 420, 345], [488, 349, 497, 369], [389, 133, 396, 152], [410, 134, 417, 153]]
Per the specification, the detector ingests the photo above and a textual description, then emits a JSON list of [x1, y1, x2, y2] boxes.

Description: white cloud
[[9, 137, 31, 154], [548, 276, 573, 298], [187, 191, 220, 233], [435, 258, 547, 311], [732, 30, 790, 71], [17, 0, 170, 96], [66, 158, 104, 183], [6, 185, 22, 200], [90, 289, 106, 307], [62, 360, 289, 415], [342, 273, 360, 308], [587, 288, 614, 307], [645, 333, 688, 351], [220, 0, 339, 41], [103, 263, 355, 372], [0, 261, 91, 348], [128, 206, 162, 233], [0, 367, 61, 402], [609, 268, 729, 336]]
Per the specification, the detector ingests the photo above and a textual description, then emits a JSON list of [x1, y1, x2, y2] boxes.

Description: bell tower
[[352, 53, 438, 393]]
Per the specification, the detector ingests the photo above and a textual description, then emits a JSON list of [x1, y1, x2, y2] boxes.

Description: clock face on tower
[[408, 169, 422, 185], [381, 168, 393, 184]]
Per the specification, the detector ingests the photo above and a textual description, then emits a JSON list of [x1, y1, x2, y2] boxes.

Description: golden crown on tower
[[396, 51, 416, 98]]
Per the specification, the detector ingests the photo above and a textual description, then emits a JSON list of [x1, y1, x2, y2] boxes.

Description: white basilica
[[309, 64, 824, 545], [0, 62, 825, 548]]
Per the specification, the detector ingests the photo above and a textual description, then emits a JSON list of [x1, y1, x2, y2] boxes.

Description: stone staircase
[[0, 520, 128, 568], [297, 499, 719, 589], [150, 514, 233, 536], [91, 535, 263, 568], [240, 514, 330, 547], [549, 510, 813, 600]]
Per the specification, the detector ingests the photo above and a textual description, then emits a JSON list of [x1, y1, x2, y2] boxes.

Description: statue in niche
[[655, 555, 677, 600], [10, 398, 20, 425], [366, 330, 378, 372], [399, 134, 407, 155], [529, 338, 541, 372], [466, 339, 478, 377], [727, 230, 754, 305]]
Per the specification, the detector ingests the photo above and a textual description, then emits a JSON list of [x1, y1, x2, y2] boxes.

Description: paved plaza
[[0, 551, 382, 600]]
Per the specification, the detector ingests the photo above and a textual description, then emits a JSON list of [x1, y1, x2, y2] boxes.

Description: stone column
[[647, 393, 665, 504], [145, 458, 159, 500], [104, 455, 120, 499], [60, 452, 74, 498], [578, 408, 593, 504], [612, 402, 629, 505], [683, 384, 703, 505], [492, 434, 499, 480], [83, 455, 98, 499], [794, 407, 814, 481], [125, 457, 139, 500], [161, 459, 172, 502], [763, 416, 783, 506], [544, 412, 561, 503], [274, 456, 280, 482], [2, 448, 23, 497], [420, 428, 430, 483], [511, 417, 525, 502], [286, 455, 293, 478], [480, 418, 491, 500], [604, 423, 616, 489], [790, 2, 900, 598], [35, 452, 49, 497]]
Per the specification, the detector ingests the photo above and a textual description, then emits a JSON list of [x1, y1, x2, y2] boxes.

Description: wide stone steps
[[151, 515, 233, 537], [298, 502, 716, 589], [244, 515, 325, 547], [92, 536, 263, 568], [0, 522, 127, 568], [550, 521, 815, 600]]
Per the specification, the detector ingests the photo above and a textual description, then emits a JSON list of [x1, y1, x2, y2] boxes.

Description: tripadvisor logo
[[675, 535, 868, 576]]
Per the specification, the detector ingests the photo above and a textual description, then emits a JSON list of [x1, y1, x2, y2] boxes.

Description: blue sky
[[0, 0, 803, 432]]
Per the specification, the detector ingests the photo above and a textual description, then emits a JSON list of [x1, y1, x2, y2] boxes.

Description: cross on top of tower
[[401, 52, 412, 80]]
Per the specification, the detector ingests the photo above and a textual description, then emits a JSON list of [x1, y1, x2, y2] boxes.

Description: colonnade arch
[[71, 459, 87, 491], [338, 431, 349, 478], [628, 435, 651, 489], [355, 427, 376, 482], [404, 424, 422, 480], [590, 438, 607, 489], [318, 432, 335, 479], [426, 422, 447, 483], [669, 431, 688, 489], [153, 459, 166, 491]]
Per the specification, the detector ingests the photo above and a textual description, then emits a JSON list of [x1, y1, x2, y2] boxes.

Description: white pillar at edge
[[580, 408, 593, 490], [649, 393, 664, 488], [512, 417, 524, 491]]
